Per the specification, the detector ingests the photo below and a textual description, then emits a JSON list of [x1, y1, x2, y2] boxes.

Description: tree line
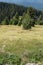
[[0, 2, 27, 24], [0, 2, 43, 29]]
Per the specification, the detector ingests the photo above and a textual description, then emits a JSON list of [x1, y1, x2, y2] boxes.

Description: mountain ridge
[[0, 1, 43, 10]]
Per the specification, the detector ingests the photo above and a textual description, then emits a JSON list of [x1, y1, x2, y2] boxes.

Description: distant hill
[[0, 0, 43, 10], [0, 2, 27, 23], [0, 2, 43, 24]]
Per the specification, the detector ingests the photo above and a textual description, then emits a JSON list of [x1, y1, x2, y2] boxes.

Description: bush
[[31, 19, 35, 27], [37, 20, 43, 25], [9, 17, 18, 25], [9, 19, 13, 25], [9, 13, 19, 25], [18, 20, 22, 26], [22, 14, 31, 29], [36, 15, 43, 25], [14, 12, 19, 25], [2, 17, 9, 25], [13, 18, 18, 25], [2, 19, 6, 25], [39, 20, 43, 25], [0, 52, 21, 65], [28, 50, 43, 63]]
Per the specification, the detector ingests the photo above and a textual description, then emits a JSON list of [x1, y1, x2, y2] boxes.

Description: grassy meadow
[[0, 25, 43, 63]]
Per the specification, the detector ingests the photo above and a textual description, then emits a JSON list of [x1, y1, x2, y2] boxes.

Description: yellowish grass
[[0, 25, 43, 55], [0, 25, 43, 40]]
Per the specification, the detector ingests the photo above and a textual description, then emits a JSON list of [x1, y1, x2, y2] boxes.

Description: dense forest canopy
[[0, 2, 27, 23], [0, 2, 43, 27]]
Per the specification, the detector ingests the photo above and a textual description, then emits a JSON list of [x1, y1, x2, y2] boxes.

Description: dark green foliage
[[36, 15, 43, 25], [22, 14, 31, 29], [15, 12, 19, 19], [0, 2, 27, 23], [0, 52, 21, 65], [28, 7, 42, 19], [28, 50, 43, 63], [0, 2, 43, 26], [18, 20, 22, 26], [39, 20, 43, 25], [28, 7, 37, 18], [9, 13, 19, 25], [14, 18, 18, 25], [31, 19, 35, 27], [14, 12, 19, 25], [2, 17, 9, 25], [9, 19, 13, 25], [2, 19, 6, 25], [9, 17, 18, 25]]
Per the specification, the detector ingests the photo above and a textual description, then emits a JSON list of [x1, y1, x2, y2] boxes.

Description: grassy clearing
[[0, 25, 43, 63]]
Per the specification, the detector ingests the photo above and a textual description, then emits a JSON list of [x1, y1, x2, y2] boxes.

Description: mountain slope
[[0, 2, 27, 23], [0, 0, 43, 10]]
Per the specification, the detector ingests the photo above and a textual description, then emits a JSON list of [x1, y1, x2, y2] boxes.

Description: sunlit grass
[[0, 25, 43, 58]]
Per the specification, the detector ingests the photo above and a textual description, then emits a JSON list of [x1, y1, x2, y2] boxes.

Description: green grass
[[0, 25, 43, 63]]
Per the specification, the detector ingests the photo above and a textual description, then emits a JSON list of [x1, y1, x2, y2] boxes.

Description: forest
[[0, 2, 43, 29], [0, 2, 27, 23]]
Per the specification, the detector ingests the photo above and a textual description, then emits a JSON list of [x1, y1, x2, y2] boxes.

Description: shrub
[[0, 52, 21, 65], [22, 14, 31, 29], [31, 19, 35, 27], [2, 17, 9, 25], [18, 20, 22, 26], [28, 50, 43, 63], [13, 18, 18, 25], [37, 20, 43, 25], [39, 20, 43, 25], [9, 19, 13, 25], [2, 19, 6, 25], [36, 15, 43, 25], [14, 12, 19, 25], [9, 17, 18, 25], [9, 13, 19, 25]]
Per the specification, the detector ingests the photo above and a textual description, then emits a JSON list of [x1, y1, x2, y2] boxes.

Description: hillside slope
[[0, 2, 27, 22]]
